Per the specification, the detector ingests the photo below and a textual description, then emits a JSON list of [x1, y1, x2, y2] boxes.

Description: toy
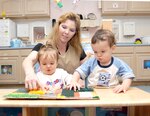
[[29, 90, 45, 95], [134, 38, 142, 44], [54, 0, 63, 8], [2, 11, 6, 19]]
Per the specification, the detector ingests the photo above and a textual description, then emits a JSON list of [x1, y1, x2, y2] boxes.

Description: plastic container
[[141, 36, 150, 44], [10, 38, 22, 48]]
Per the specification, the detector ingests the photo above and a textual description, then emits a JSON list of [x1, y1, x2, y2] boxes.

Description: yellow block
[[29, 90, 45, 95]]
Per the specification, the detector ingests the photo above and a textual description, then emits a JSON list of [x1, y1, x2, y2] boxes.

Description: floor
[[134, 85, 150, 93]]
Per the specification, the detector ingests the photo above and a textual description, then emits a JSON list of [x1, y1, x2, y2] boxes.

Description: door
[[129, 1, 150, 13], [0, 0, 24, 17], [0, 57, 20, 83], [136, 54, 150, 80], [102, 1, 128, 15], [24, 0, 50, 16]]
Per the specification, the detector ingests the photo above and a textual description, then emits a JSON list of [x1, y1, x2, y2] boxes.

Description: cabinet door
[[0, 50, 20, 84], [80, 20, 100, 27], [0, 0, 24, 18], [113, 46, 135, 77], [136, 54, 150, 80], [129, 1, 150, 13], [0, 57, 20, 83], [24, 0, 50, 16], [135, 46, 150, 80], [101, 1, 128, 15], [113, 54, 135, 73]]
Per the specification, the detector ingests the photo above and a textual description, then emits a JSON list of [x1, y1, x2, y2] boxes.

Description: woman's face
[[58, 19, 76, 44]]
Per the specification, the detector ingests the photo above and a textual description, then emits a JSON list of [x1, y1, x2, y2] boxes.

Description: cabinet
[[80, 20, 100, 27], [0, 46, 150, 84], [0, 0, 23, 17], [135, 46, 150, 81], [101, 1, 150, 15], [129, 1, 150, 13], [114, 45, 150, 81], [101, 1, 128, 15], [0, 0, 50, 18], [0, 50, 20, 83], [113, 46, 135, 74], [0, 48, 31, 84]]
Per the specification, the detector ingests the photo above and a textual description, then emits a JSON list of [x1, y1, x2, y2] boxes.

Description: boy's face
[[91, 41, 115, 66], [39, 56, 57, 75]]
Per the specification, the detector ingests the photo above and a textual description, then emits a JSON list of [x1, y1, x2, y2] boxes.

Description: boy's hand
[[113, 79, 132, 93], [68, 80, 81, 91], [113, 84, 125, 93], [67, 71, 82, 91]]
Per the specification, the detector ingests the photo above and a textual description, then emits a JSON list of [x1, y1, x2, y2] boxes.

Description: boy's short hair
[[91, 29, 116, 47]]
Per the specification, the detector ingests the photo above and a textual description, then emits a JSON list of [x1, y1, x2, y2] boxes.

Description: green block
[[77, 88, 93, 92], [61, 89, 74, 97]]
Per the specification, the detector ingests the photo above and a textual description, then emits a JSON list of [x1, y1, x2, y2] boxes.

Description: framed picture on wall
[[30, 22, 48, 44], [33, 26, 45, 42]]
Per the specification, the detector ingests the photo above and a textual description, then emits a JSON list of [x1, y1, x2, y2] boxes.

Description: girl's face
[[91, 41, 115, 66], [39, 56, 57, 75], [59, 19, 76, 44]]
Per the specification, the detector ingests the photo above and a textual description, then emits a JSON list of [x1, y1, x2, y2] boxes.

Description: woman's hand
[[25, 73, 41, 90], [23, 51, 40, 90]]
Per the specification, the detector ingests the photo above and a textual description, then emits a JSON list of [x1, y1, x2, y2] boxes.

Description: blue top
[[76, 56, 135, 87]]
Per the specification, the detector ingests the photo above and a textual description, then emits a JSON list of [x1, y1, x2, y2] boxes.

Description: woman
[[23, 12, 88, 90]]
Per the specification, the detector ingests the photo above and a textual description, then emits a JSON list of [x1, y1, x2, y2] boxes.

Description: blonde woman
[[23, 12, 88, 90]]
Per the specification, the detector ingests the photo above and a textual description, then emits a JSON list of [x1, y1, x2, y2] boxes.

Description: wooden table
[[0, 87, 150, 116]]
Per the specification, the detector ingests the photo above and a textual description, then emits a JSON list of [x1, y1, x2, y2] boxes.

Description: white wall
[[50, 0, 150, 43], [50, 0, 101, 40], [50, 0, 100, 20], [103, 16, 150, 43], [15, 0, 150, 44]]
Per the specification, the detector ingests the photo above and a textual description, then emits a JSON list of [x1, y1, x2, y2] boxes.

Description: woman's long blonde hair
[[47, 12, 82, 56]]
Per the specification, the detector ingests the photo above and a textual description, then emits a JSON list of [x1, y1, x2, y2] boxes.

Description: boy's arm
[[113, 78, 132, 93], [122, 78, 132, 92], [69, 71, 81, 91]]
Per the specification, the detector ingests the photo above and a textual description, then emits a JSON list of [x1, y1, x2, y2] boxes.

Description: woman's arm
[[23, 43, 44, 90], [22, 51, 40, 90], [80, 49, 93, 64], [80, 52, 93, 64]]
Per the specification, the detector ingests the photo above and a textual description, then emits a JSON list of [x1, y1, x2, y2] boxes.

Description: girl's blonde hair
[[38, 44, 59, 63], [47, 12, 82, 56]]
